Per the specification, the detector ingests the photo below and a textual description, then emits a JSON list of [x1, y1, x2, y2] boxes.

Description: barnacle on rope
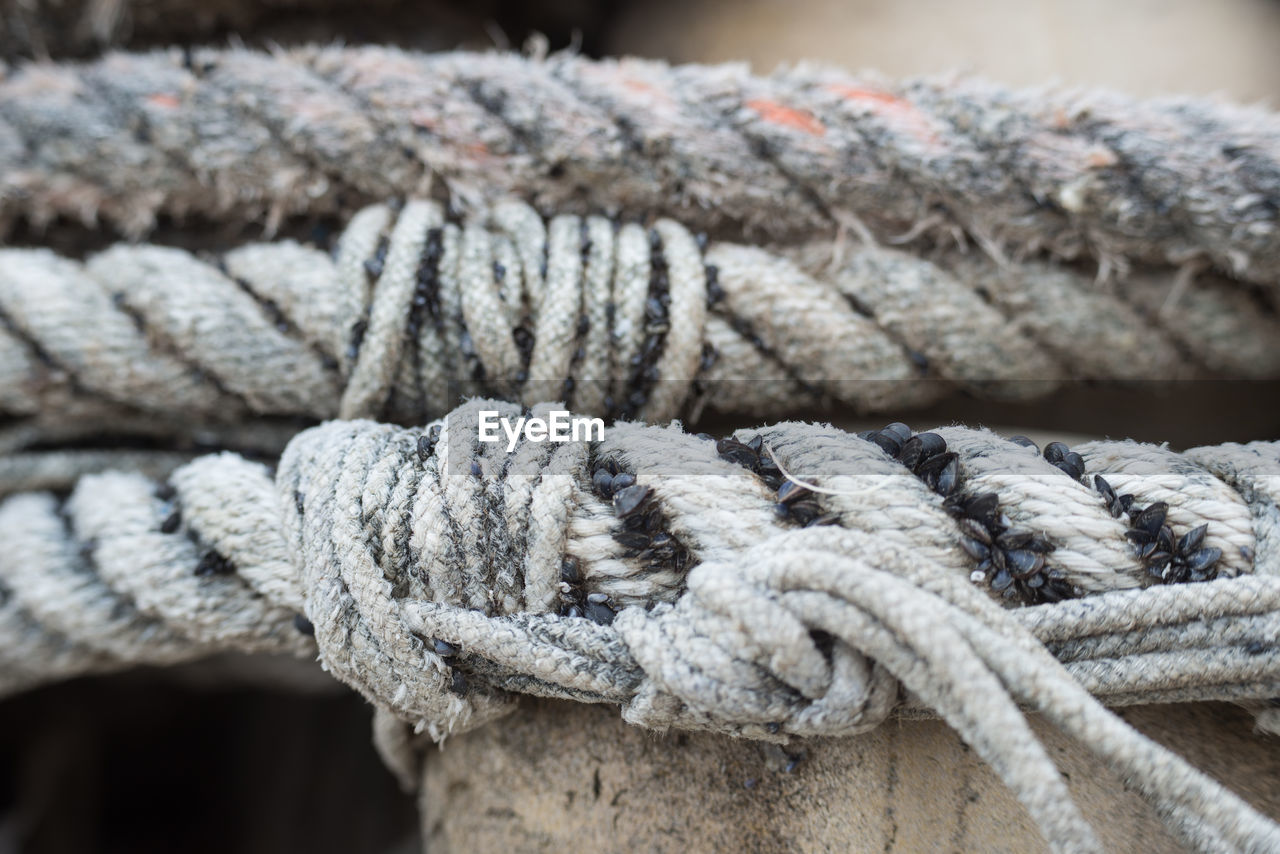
[[853, 422, 1077, 604], [574, 453, 692, 624], [712, 433, 830, 527]]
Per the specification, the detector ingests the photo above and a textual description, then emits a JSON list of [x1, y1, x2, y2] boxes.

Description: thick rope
[[3, 47, 1280, 289], [4, 37, 1278, 854], [2, 199, 1277, 430], [0, 400, 1277, 851]]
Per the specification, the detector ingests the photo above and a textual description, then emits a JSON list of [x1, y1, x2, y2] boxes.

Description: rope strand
[[4, 47, 1280, 289], [2, 200, 1276, 431]]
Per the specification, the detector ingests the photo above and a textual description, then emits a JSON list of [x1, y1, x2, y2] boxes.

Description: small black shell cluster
[[858, 423, 959, 496], [558, 554, 617, 626], [157, 481, 322, 635], [859, 424, 1078, 605], [1041, 440, 1086, 481], [705, 261, 725, 305], [354, 217, 731, 420], [1032, 436, 1224, 585], [612, 232, 726, 420], [362, 235, 390, 282], [193, 550, 236, 577], [615, 229, 676, 419], [948, 492, 1075, 604], [431, 637, 469, 696], [416, 424, 443, 461], [221, 262, 312, 351], [354, 224, 491, 394], [153, 481, 239, 580], [1095, 478, 1223, 584], [710, 433, 831, 526], [406, 225, 491, 391], [1015, 436, 1222, 587], [407, 228, 448, 345], [346, 235, 390, 362], [681, 265, 725, 423], [571, 457, 694, 624]]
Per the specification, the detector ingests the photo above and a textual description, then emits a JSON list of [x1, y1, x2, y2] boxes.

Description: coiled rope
[[3, 47, 1280, 289], [2, 199, 1277, 433], [1, 399, 1277, 852]]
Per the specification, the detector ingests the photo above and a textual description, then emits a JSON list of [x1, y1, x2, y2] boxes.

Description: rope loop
[[332, 199, 710, 423]]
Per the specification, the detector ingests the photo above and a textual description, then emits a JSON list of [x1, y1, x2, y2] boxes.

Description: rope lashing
[[1, 400, 1278, 852], [3, 47, 1280, 289], [3, 200, 1278, 431]]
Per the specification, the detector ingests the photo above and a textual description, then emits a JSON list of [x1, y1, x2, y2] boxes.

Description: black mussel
[[613, 484, 653, 517]]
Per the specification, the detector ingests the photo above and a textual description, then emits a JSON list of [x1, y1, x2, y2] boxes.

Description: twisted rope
[[5, 42, 1280, 853], [0, 399, 1277, 851], [3, 47, 1280, 289], [2, 199, 1277, 431]]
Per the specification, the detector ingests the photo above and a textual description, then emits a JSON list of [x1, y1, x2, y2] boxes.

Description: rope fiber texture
[[1, 399, 1278, 852], [2, 199, 1278, 431], [3, 47, 1280, 291], [5, 43, 1280, 854]]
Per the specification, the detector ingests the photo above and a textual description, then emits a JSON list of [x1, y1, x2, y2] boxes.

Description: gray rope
[[2, 199, 1277, 431], [3, 47, 1280, 289], [0, 448, 191, 492], [5, 38, 1278, 854], [0, 399, 1277, 851]]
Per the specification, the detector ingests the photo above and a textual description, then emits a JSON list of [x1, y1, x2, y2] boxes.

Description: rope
[[5, 42, 1280, 852], [0, 399, 1277, 851], [3, 47, 1280, 289], [2, 199, 1277, 430]]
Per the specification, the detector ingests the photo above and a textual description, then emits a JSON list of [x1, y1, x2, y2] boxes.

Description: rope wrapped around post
[[2, 200, 1278, 434], [0, 400, 1278, 852]]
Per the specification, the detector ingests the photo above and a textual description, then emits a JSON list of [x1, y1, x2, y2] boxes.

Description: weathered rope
[[3, 46, 1280, 289], [2, 199, 1277, 430], [0, 400, 1276, 851]]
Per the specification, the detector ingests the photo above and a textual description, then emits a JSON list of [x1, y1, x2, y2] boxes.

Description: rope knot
[[278, 398, 601, 736], [613, 538, 900, 739], [335, 200, 708, 424]]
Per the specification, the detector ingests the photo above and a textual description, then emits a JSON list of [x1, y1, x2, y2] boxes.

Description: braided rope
[[3, 47, 1280, 289], [2, 199, 1277, 433], [0, 399, 1277, 851]]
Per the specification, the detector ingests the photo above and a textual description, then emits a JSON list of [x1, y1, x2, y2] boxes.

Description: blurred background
[[610, 0, 1280, 101], [5, 0, 1278, 100], [1, 1, 1278, 851]]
